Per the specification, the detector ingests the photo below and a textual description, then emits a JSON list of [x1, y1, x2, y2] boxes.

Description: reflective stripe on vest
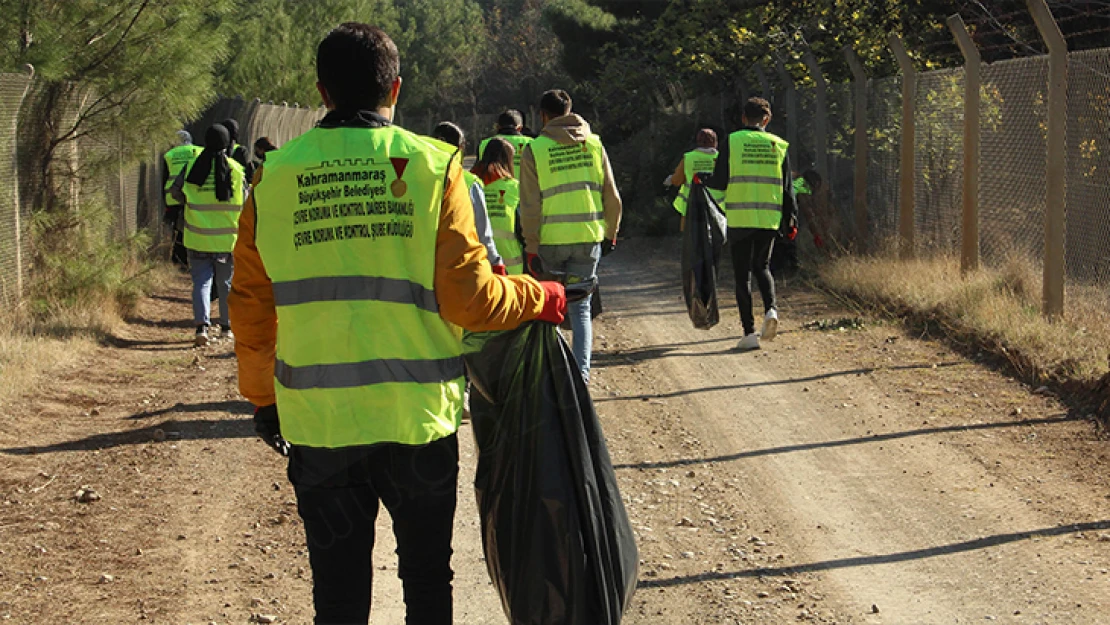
[[673, 149, 723, 216], [252, 124, 464, 449], [164, 145, 202, 205], [724, 130, 788, 230], [479, 134, 533, 178], [484, 177, 523, 274], [531, 135, 606, 245], [182, 158, 245, 252]]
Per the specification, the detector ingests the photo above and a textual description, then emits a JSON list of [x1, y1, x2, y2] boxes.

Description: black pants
[[729, 228, 777, 335], [289, 435, 460, 625]]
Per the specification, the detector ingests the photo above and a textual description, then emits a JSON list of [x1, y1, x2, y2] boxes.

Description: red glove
[[814, 233, 825, 248], [526, 253, 541, 277], [491, 263, 507, 276], [785, 226, 798, 242], [537, 281, 566, 325]]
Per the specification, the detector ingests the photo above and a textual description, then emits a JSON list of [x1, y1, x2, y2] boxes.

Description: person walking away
[[219, 118, 254, 181], [519, 89, 622, 382], [431, 121, 506, 274], [473, 138, 524, 274], [707, 97, 797, 352], [162, 130, 202, 268], [169, 124, 246, 347], [667, 127, 725, 227], [228, 23, 566, 625], [478, 109, 533, 177], [252, 136, 278, 174]]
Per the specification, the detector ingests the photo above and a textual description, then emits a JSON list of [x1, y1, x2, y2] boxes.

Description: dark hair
[[743, 97, 772, 121], [801, 169, 823, 191], [254, 137, 278, 153], [472, 137, 515, 184], [539, 89, 572, 118], [432, 121, 465, 152], [695, 128, 718, 149], [316, 23, 399, 111], [496, 109, 523, 130]]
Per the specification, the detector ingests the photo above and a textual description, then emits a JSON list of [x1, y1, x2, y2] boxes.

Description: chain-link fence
[[0, 81, 326, 309]]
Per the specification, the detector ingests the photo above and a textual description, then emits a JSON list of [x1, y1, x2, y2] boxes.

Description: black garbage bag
[[463, 322, 638, 625], [680, 179, 728, 329]]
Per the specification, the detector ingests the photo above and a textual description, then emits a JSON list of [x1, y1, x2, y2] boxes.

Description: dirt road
[[1, 237, 1108, 624]]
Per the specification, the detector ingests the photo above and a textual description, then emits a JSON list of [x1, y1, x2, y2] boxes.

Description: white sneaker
[[194, 326, 209, 348], [737, 333, 761, 351], [762, 309, 779, 342]]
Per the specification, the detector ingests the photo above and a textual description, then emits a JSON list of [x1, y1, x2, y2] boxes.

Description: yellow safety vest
[[530, 135, 607, 246], [251, 124, 464, 449], [164, 144, 202, 206], [479, 134, 533, 178], [182, 157, 245, 253], [673, 149, 725, 215], [724, 130, 788, 230], [484, 177, 523, 274]]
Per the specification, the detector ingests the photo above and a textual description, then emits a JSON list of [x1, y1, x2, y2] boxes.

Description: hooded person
[[169, 124, 247, 346], [518, 89, 622, 383]]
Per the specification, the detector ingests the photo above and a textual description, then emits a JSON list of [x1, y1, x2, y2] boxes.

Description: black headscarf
[[219, 119, 240, 149], [186, 124, 233, 201]]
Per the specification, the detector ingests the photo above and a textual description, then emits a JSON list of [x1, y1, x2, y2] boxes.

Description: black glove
[[162, 206, 181, 226], [253, 404, 290, 457], [601, 239, 616, 257]]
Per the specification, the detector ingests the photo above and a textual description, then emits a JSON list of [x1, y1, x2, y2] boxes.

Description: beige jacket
[[518, 114, 622, 254]]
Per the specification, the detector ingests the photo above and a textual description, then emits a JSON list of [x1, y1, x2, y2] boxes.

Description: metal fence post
[[844, 45, 869, 247], [889, 35, 917, 260], [948, 14, 981, 273], [774, 58, 798, 166], [754, 64, 772, 100], [802, 51, 829, 182], [1028, 0, 1067, 319]]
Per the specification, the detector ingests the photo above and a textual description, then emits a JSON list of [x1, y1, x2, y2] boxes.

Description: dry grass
[[0, 248, 175, 409], [819, 251, 1110, 386]]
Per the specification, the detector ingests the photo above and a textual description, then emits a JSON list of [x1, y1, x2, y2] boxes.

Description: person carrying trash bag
[[463, 279, 638, 625], [682, 174, 728, 330], [665, 127, 726, 228], [229, 22, 567, 625]]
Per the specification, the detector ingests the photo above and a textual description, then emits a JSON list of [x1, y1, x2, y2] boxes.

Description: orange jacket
[[230, 160, 546, 407]]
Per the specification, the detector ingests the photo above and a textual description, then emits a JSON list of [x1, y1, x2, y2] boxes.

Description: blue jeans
[[188, 250, 233, 328], [539, 242, 601, 382]]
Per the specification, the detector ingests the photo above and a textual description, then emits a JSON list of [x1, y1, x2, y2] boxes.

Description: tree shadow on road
[[127, 399, 252, 420], [613, 413, 1081, 471], [0, 416, 253, 455], [596, 362, 962, 399], [638, 519, 1110, 588]]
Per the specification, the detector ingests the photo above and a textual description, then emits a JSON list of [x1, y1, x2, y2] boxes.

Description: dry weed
[[820, 251, 1110, 384]]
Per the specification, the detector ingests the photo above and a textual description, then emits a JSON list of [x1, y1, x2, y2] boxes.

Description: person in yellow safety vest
[[519, 89, 622, 383], [162, 130, 203, 267], [472, 138, 523, 274], [478, 109, 533, 178], [707, 97, 798, 352], [168, 124, 246, 348], [666, 127, 726, 222], [228, 23, 566, 625], [218, 118, 254, 182], [430, 121, 507, 274]]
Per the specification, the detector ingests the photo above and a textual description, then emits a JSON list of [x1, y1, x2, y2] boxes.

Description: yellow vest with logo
[[182, 158, 245, 252], [164, 144, 203, 206], [251, 124, 464, 449], [673, 149, 725, 215], [724, 130, 788, 230], [479, 134, 533, 178], [530, 135, 606, 245], [484, 177, 523, 274]]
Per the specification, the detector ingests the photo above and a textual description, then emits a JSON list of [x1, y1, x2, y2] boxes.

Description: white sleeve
[[468, 182, 503, 266]]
